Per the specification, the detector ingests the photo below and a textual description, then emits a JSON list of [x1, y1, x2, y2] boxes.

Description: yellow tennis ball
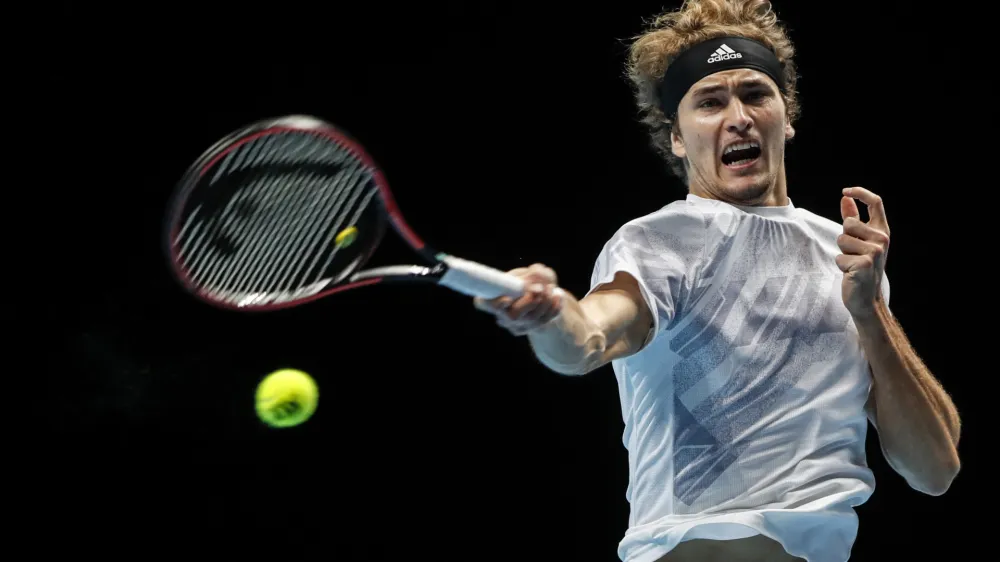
[[335, 226, 358, 248], [255, 369, 319, 428]]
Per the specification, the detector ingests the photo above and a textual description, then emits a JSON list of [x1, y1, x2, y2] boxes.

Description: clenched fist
[[473, 263, 564, 336]]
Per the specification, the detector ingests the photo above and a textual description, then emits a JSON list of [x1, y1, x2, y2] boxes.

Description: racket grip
[[437, 255, 528, 299]]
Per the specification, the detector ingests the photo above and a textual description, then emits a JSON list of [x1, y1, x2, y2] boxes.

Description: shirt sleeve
[[586, 222, 693, 348]]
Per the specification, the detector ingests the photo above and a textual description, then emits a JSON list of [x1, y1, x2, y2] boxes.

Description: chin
[[722, 176, 772, 203]]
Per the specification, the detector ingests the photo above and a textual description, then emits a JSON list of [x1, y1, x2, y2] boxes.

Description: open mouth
[[721, 141, 762, 168]]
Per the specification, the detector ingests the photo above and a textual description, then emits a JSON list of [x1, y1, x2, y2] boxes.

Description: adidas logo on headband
[[708, 44, 742, 63]]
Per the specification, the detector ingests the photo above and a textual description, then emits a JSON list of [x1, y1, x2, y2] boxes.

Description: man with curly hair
[[474, 1, 961, 560]]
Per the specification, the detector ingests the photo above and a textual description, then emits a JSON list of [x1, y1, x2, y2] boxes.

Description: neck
[[688, 165, 789, 207]]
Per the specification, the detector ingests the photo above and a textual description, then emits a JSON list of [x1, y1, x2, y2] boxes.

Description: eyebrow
[[691, 79, 771, 97]]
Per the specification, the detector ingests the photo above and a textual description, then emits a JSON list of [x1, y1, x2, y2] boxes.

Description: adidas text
[[708, 52, 742, 63]]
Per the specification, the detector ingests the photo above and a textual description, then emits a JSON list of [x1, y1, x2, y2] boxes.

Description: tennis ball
[[255, 369, 319, 428], [335, 226, 358, 249]]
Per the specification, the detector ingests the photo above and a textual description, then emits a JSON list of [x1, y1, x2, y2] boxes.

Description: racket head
[[164, 115, 428, 311]]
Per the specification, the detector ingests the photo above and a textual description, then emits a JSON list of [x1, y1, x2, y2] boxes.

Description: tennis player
[[474, 1, 961, 561]]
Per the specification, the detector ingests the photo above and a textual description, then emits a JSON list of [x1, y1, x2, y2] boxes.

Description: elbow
[[539, 352, 605, 377], [533, 353, 595, 376], [533, 330, 608, 377], [912, 456, 961, 497], [544, 358, 600, 376], [915, 477, 954, 497], [542, 362, 585, 376]]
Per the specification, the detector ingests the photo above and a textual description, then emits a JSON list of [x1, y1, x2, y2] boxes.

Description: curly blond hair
[[627, 0, 800, 180]]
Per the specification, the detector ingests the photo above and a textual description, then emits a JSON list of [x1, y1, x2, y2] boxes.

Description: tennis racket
[[164, 114, 546, 311]]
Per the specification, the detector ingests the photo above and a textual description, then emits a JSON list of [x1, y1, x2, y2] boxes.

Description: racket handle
[[437, 255, 528, 299]]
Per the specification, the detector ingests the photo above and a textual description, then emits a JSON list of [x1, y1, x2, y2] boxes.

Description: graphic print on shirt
[[668, 216, 853, 507]]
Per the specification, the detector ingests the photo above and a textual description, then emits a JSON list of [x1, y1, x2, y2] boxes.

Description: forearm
[[526, 294, 608, 376], [881, 305, 961, 444], [856, 300, 961, 494]]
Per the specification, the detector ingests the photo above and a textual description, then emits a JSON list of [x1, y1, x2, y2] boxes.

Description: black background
[[45, 1, 985, 560]]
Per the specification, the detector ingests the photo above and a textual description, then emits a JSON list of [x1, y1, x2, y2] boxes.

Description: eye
[[699, 98, 721, 108], [743, 90, 768, 103]]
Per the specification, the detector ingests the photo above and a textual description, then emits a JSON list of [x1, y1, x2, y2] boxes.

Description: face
[[670, 68, 794, 206]]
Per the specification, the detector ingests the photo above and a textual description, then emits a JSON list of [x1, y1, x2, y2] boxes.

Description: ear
[[785, 118, 795, 140], [670, 128, 687, 159]]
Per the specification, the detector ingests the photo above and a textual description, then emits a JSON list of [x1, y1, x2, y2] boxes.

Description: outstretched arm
[[528, 271, 654, 375], [474, 265, 653, 376]]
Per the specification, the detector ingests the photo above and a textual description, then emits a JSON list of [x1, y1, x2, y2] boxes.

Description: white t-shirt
[[587, 194, 889, 562]]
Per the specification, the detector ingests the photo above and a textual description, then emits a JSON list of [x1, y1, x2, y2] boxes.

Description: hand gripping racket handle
[[437, 255, 566, 300]]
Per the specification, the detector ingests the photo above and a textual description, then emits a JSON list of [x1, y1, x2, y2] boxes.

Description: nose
[[725, 100, 753, 133]]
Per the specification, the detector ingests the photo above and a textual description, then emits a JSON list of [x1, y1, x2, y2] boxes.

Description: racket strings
[[174, 132, 380, 305], [182, 172, 276, 287], [210, 170, 321, 294], [240, 166, 367, 295], [247, 171, 339, 293], [209, 130, 350, 184], [182, 172, 278, 285]]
